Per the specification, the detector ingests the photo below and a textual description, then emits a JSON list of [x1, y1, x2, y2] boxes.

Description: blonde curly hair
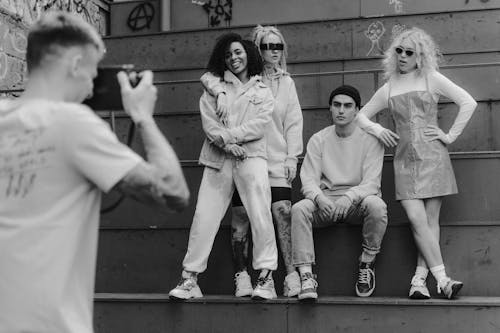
[[382, 27, 442, 80], [251, 25, 288, 72]]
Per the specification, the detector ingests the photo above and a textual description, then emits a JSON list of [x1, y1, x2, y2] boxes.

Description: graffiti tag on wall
[[193, 0, 232, 28]]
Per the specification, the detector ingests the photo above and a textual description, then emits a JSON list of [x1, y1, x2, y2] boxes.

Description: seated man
[[291, 85, 387, 300]]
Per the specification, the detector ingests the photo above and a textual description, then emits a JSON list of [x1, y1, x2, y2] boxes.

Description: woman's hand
[[378, 129, 400, 147], [424, 125, 451, 144], [216, 93, 229, 125], [224, 144, 247, 159], [285, 165, 297, 184]]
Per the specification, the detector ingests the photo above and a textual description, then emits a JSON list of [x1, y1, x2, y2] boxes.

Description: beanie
[[328, 85, 361, 108]]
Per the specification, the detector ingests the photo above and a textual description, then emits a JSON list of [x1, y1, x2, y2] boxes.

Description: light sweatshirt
[[201, 69, 303, 187], [300, 125, 384, 204], [357, 70, 477, 144]]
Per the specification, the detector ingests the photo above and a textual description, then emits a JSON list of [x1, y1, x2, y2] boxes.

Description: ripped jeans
[[291, 194, 388, 266], [182, 157, 278, 273]]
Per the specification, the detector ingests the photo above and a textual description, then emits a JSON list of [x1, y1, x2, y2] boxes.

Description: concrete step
[[94, 294, 500, 333], [100, 152, 500, 229], [96, 220, 500, 296]]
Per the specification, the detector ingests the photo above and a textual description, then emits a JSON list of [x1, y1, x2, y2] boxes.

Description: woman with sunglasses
[[169, 33, 278, 300], [201, 25, 303, 298], [357, 27, 477, 299]]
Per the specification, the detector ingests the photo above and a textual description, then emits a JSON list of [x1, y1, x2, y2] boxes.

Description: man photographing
[[0, 11, 189, 333]]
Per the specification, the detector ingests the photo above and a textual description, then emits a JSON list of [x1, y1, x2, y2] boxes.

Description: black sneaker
[[355, 261, 375, 297]]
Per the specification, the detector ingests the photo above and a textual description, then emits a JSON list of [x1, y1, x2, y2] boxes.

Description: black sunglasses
[[395, 47, 414, 57], [260, 43, 284, 51]]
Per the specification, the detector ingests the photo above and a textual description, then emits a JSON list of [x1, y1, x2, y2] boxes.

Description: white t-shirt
[[0, 99, 142, 333]]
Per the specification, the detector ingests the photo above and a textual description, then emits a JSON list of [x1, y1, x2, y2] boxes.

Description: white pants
[[183, 157, 278, 273]]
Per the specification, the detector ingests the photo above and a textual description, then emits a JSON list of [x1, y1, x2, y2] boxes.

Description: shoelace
[[256, 276, 269, 287], [178, 277, 196, 289], [410, 275, 426, 287], [358, 268, 371, 285], [302, 277, 318, 289]]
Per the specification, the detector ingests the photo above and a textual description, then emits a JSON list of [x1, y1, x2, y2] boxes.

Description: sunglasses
[[395, 47, 415, 57], [260, 43, 284, 51]]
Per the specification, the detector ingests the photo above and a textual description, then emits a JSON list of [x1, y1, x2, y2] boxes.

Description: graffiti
[[391, 23, 407, 39], [195, 0, 232, 27], [127, 2, 155, 31], [31, 0, 97, 26], [365, 21, 386, 56], [389, 0, 403, 13]]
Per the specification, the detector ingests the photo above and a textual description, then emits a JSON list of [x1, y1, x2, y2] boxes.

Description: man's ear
[[68, 52, 83, 78]]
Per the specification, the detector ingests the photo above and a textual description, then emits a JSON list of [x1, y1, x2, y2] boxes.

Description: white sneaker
[[252, 274, 277, 300], [234, 271, 253, 297], [438, 278, 463, 299], [409, 275, 431, 299], [283, 271, 301, 297], [168, 276, 203, 300]]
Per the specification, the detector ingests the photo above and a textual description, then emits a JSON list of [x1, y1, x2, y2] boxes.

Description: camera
[[84, 64, 141, 111]]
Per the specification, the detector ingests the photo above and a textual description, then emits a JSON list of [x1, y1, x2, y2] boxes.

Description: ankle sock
[[182, 270, 198, 281], [414, 266, 429, 280], [429, 264, 448, 286]]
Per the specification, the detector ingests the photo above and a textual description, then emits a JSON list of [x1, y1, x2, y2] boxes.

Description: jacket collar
[[223, 70, 262, 93]]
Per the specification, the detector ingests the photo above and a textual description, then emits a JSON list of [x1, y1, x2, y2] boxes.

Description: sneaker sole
[[447, 283, 464, 299], [409, 291, 431, 300], [298, 292, 318, 301]]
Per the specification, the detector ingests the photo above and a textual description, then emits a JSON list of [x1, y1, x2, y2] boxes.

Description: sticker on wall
[[364, 21, 386, 56], [193, 0, 232, 27]]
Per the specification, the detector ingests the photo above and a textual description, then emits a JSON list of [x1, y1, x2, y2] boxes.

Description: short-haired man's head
[[26, 11, 104, 73], [206, 32, 263, 78], [328, 85, 361, 109]]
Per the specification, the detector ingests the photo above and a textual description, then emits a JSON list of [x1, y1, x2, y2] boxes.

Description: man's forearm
[[136, 117, 190, 207]]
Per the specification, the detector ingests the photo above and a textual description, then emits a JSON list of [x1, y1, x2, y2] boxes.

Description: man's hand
[[285, 165, 297, 184], [224, 144, 246, 159], [216, 92, 229, 125], [332, 195, 352, 221], [117, 70, 157, 124], [424, 125, 450, 144], [378, 128, 399, 147], [315, 194, 334, 221]]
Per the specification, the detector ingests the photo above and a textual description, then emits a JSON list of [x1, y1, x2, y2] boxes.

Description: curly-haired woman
[[357, 27, 477, 299], [169, 33, 278, 300]]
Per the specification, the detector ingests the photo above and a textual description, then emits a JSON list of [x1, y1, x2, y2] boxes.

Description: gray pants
[[292, 194, 388, 266]]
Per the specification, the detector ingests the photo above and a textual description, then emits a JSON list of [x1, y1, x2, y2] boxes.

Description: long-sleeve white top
[[357, 70, 477, 144]]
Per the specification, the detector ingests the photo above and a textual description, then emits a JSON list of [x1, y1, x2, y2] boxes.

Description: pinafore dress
[[388, 76, 458, 200]]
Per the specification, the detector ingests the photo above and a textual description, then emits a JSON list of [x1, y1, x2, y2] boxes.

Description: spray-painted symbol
[[127, 2, 155, 31], [392, 24, 407, 39], [365, 21, 386, 56], [200, 0, 232, 27], [389, 0, 404, 13]]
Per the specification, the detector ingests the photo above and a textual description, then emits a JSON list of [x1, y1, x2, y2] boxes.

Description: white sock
[[298, 265, 313, 277], [182, 270, 198, 281], [414, 266, 429, 280], [429, 264, 448, 286]]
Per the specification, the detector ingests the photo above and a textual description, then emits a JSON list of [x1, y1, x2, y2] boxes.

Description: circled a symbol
[[127, 3, 155, 31]]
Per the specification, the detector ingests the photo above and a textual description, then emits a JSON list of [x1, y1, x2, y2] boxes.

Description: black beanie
[[328, 85, 361, 108]]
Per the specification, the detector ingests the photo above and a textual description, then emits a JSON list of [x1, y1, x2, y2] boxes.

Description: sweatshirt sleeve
[[356, 83, 390, 138], [344, 136, 384, 203], [283, 78, 304, 169], [224, 87, 274, 144], [200, 72, 225, 97], [300, 133, 324, 201], [199, 91, 230, 148], [430, 71, 478, 144]]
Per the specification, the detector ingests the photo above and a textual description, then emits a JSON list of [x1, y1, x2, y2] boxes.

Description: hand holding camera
[[117, 70, 158, 125]]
